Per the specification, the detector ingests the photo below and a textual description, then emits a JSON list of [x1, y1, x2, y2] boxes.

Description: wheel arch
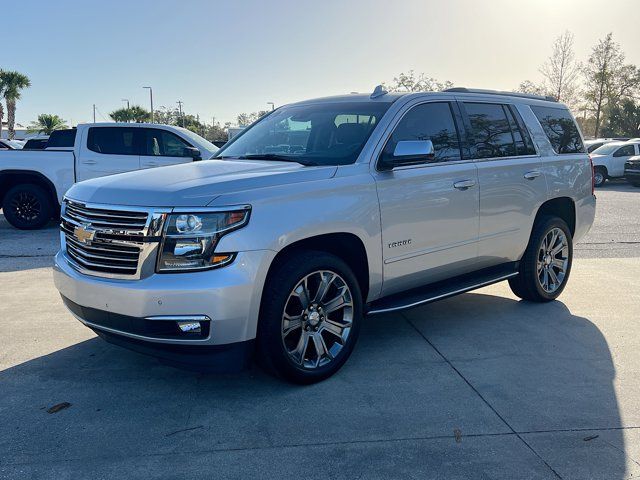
[[262, 232, 371, 304], [534, 196, 576, 236]]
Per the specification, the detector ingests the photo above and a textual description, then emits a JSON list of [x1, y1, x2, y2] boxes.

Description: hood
[[66, 159, 337, 207]]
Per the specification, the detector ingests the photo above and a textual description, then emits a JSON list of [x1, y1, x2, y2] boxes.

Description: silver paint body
[[54, 92, 596, 346]]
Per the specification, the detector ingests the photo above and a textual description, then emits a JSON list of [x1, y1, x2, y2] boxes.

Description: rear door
[[139, 128, 198, 169], [77, 126, 141, 181], [460, 101, 547, 268], [373, 99, 480, 296]]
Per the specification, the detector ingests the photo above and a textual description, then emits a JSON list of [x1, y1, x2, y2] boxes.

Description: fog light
[[177, 321, 202, 334]]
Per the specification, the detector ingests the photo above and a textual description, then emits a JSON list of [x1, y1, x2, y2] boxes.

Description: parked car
[[53, 87, 595, 383], [22, 136, 50, 150], [0, 123, 218, 229], [584, 138, 615, 153], [590, 140, 640, 186], [0, 139, 24, 150], [624, 156, 640, 187]]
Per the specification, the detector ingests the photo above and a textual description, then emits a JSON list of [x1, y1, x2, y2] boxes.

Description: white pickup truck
[[0, 123, 218, 229]]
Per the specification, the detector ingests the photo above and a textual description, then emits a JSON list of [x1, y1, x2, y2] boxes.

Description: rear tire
[[593, 167, 607, 187], [509, 216, 573, 302], [257, 250, 363, 384], [2, 183, 53, 230]]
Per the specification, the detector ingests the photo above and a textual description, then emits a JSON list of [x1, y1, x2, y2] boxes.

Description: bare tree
[[583, 33, 640, 137], [383, 70, 453, 93], [517, 80, 548, 97], [540, 31, 581, 105]]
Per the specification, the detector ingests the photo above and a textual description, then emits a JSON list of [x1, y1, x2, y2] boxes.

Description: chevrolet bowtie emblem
[[73, 224, 96, 244]]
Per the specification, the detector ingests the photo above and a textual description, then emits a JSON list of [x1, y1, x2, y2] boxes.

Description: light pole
[[267, 102, 275, 111], [122, 98, 130, 109], [143, 87, 154, 123], [177, 100, 184, 127]]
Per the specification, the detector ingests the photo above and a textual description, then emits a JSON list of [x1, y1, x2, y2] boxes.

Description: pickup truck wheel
[[593, 168, 606, 187], [2, 183, 53, 230], [509, 216, 573, 302], [258, 251, 362, 384]]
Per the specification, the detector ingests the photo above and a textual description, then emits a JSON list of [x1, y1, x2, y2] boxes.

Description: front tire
[[257, 250, 363, 384], [2, 183, 53, 230], [509, 216, 573, 302]]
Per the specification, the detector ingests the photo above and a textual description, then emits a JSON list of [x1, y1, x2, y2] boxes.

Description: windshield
[[592, 143, 625, 155], [216, 101, 392, 166]]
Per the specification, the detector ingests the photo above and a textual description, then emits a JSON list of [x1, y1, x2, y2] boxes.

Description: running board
[[367, 263, 519, 315]]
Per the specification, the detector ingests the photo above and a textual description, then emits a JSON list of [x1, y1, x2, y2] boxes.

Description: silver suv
[[54, 87, 596, 383]]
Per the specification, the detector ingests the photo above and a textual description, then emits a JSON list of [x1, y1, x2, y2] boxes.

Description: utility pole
[[93, 104, 96, 123], [143, 87, 154, 123], [177, 100, 184, 127]]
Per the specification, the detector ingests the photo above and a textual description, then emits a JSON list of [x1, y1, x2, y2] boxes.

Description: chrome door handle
[[524, 170, 542, 180], [82, 160, 97, 165], [453, 179, 476, 190]]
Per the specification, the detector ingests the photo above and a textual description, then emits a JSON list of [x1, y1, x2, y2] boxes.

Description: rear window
[[530, 106, 585, 154], [87, 127, 138, 155], [47, 129, 77, 148]]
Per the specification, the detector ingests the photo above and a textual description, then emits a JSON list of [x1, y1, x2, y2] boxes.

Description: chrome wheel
[[9, 191, 41, 222], [537, 227, 569, 294], [281, 270, 353, 369]]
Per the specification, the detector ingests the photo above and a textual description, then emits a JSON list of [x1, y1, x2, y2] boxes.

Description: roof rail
[[443, 87, 557, 103]]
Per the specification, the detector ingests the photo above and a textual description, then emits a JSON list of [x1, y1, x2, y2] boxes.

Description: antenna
[[370, 85, 388, 99]]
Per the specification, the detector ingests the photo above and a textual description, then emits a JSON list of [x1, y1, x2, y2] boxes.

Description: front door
[[139, 128, 197, 169], [373, 101, 480, 296]]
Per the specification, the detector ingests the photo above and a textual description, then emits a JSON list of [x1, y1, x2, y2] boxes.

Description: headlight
[[157, 208, 250, 272]]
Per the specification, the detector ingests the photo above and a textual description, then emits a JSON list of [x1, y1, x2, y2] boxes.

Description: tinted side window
[[47, 129, 77, 148], [530, 105, 585, 154], [383, 102, 461, 163], [87, 127, 138, 155], [143, 129, 192, 157], [464, 103, 516, 158], [614, 144, 635, 157]]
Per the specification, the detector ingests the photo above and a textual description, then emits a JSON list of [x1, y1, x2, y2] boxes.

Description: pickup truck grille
[[61, 201, 165, 278]]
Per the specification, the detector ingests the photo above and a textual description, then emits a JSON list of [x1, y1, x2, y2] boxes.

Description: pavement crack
[[401, 312, 564, 480]]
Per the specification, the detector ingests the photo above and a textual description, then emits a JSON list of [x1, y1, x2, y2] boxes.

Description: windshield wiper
[[236, 154, 318, 166]]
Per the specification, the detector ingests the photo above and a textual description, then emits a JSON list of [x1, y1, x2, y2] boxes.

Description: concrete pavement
[[1, 182, 640, 479]]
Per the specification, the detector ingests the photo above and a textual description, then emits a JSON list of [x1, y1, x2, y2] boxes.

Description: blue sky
[[4, 0, 640, 126]]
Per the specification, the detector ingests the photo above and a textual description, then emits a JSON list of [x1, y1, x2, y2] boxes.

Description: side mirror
[[378, 140, 435, 171], [184, 146, 202, 161]]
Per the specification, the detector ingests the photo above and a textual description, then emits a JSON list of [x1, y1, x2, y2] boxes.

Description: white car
[[0, 123, 218, 229], [590, 140, 640, 187]]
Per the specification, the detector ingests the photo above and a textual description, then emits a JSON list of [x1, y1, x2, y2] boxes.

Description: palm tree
[[128, 105, 151, 123], [0, 70, 31, 139], [27, 114, 68, 135], [109, 107, 134, 123], [0, 69, 6, 138]]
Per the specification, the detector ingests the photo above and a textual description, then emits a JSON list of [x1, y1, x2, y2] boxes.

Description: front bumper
[[54, 249, 276, 347]]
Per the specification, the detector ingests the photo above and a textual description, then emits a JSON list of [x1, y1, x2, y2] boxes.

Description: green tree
[[383, 70, 453, 93], [583, 33, 640, 137], [0, 70, 31, 139], [601, 99, 640, 137], [109, 107, 133, 123], [517, 80, 548, 96], [236, 110, 268, 126], [27, 114, 68, 134], [109, 105, 150, 123]]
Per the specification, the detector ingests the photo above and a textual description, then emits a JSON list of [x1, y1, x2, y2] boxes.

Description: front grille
[[61, 201, 156, 277]]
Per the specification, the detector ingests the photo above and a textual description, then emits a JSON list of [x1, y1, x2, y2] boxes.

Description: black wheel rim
[[9, 192, 42, 222]]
